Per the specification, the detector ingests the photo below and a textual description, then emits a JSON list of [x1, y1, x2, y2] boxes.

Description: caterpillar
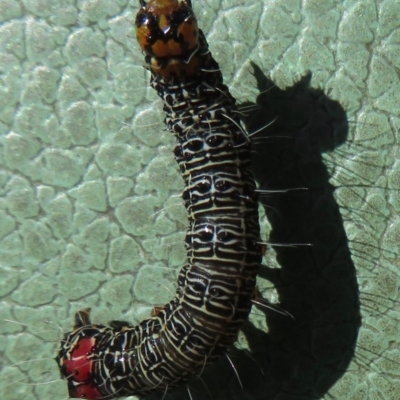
[[55, 0, 263, 398], [0, 1, 398, 400]]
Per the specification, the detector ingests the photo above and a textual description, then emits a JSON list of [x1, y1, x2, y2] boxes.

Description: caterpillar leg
[[151, 305, 165, 317], [73, 308, 92, 329]]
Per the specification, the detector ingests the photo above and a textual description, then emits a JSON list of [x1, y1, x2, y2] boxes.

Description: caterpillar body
[[56, 0, 263, 398]]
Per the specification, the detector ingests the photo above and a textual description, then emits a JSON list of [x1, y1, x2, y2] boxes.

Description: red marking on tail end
[[63, 337, 102, 399]]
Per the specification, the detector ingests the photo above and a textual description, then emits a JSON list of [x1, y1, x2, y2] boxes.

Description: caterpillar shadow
[[146, 65, 361, 400], [241, 64, 361, 400]]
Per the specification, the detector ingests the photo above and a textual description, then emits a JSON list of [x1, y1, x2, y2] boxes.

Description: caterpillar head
[[135, 0, 200, 78], [135, 0, 199, 57]]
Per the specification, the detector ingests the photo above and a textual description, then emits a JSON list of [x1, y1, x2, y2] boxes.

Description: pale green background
[[0, 0, 399, 399]]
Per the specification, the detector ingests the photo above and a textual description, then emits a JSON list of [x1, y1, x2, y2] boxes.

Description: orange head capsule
[[135, 0, 199, 58]]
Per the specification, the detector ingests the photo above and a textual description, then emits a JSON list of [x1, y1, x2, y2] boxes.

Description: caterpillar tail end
[[56, 310, 103, 400]]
